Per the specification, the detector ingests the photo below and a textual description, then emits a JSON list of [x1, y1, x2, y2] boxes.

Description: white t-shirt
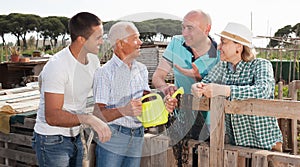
[[34, 47, 100, 136]]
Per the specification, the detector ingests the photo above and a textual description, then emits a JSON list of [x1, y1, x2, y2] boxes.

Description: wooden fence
[[142, 88, 300, 167], [1, 82, 300, 166]]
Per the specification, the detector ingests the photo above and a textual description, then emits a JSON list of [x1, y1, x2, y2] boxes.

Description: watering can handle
[[141, 93, 160, 102], [171, 87, 184, 98]]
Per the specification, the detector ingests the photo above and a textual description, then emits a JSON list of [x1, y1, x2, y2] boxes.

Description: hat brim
[[215, 33, 253, 48]]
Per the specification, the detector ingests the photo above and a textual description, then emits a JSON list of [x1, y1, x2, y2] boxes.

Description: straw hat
[[216, 22, 253, 48]]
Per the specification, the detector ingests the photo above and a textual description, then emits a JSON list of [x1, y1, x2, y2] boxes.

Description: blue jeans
[[32, 132, 83, 167], [95, 124, 144, 167]]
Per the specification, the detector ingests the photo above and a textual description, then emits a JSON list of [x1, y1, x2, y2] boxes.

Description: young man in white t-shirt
[[32, 12, 111, 167]]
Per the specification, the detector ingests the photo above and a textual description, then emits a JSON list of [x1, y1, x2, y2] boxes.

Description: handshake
[[191, 83, 231, 98]]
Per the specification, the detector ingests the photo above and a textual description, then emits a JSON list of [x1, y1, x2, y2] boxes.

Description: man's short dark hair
[[69, 12, 102, 41]]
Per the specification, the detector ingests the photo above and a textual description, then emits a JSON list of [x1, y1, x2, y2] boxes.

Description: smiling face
[[181, 11, 210, 48], [121, 32, 143, 59], [218, 37, 243, 64], [116, 25, 143, 60], [82, 24, 104, 55]]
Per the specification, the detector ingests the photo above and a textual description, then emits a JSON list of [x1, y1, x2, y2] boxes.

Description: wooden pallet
[[0, 116, 37, 166]]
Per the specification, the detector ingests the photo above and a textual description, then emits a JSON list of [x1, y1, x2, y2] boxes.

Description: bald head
[[183, 9, 211, 34]]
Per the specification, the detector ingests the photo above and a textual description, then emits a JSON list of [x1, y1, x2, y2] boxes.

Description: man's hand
[[164, 94, 178, 113], [119, 99, 142, 116], [77, 114, 111, 143], [175, 63, 202, 81], [160, 84, 177, 96]]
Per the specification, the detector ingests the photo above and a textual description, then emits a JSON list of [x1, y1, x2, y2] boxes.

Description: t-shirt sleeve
[[162, 37, 176, 63], [42, 61, 66, 94]]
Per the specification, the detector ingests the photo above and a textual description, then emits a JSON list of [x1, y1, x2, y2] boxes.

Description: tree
[[102, 19, 181, 43], [57, 16, 69, 46], [0, 15, 9, 44], [6, 13, 41, 49], [292, 23, 300, 37], [103, 21, 118, 33], [268, 24, 299, 48], [6, 13, 23, 47], [134, 22, 156, 42], [40, 16, 65, 48]]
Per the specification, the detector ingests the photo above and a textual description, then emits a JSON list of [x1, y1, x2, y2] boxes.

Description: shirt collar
[[181, 37, 217, 59], [111, 53, 136, 69], [228, 60, 247, 72]]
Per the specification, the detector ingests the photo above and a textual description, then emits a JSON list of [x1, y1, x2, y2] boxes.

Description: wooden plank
[[292, 119, 298, 155], [150, 135, 169, 167], [185, 140, 200, 167], [225, 144, 300, 166], [141, 133, 169, 167], [223, 150, 238, 167], [11, 117, 36, 129], [225, 145, 259, 158], [0, 147, 37, 165], [209, 96, 225, 167], [224, 99, 300, 120], [0, 86, 36, 95], [141, 133, 153, 167], [251, 150, 269, 167], [192, 96, 210, 111], [1, 98, 40, 113], [289, 80, 299, 155], [237, 157, 246, 167], [167, 147, 176, 167], [294, 80, 300, 89], [6, 94, 40, 103], [198, 145, 209, 167], [14, 105, 39, 113], [0, 133, 32, 147], [268, 152, 300, 166], [0, 90, 40, 102]]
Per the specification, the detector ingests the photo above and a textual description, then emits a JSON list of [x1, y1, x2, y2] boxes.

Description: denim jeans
[[95, 124, 144, 167], [32, 132, 83, 167]]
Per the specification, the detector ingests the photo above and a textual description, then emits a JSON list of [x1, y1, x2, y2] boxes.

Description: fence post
[[209, 96, 225, 167], [289, 80, 299, 155]]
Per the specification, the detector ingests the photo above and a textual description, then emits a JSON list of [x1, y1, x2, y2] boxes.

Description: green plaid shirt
[[202, 58, 283, 150]]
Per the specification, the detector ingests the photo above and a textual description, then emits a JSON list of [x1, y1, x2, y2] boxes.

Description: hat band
[[220, 31, 250, 45]]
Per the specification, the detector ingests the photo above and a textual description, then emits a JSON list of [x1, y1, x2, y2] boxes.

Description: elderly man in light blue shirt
[[93, 21, 150, 167]]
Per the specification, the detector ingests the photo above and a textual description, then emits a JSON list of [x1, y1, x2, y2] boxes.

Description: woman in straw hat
[[191, 22, 283, 151]]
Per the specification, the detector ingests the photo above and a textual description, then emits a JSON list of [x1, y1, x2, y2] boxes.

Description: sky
[[1, 0, 299, 47]]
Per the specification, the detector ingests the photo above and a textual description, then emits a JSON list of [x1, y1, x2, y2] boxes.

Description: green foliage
[[274, 84, 289, 99], [40, 16, 65, 47], [256, 49, 300, 61], [6, 13, 41, 48], [293, 23, 300, 37], [267, 23, 299, 48], [103, 18, 181, 43], [274, 84, 300, 100]]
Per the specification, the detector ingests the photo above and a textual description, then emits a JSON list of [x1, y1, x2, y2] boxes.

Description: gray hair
[[108, 21, 139, 46]]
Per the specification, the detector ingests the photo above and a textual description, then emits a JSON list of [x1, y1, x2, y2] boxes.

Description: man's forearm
[[152, 75, 168, 90]]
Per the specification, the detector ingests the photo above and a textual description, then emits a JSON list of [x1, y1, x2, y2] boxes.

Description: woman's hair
[[68, 12, 102, 42], [241, 46, 256, 62]]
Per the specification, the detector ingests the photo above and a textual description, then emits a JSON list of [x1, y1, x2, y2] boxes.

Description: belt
[[110, 124, 144, 136]]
